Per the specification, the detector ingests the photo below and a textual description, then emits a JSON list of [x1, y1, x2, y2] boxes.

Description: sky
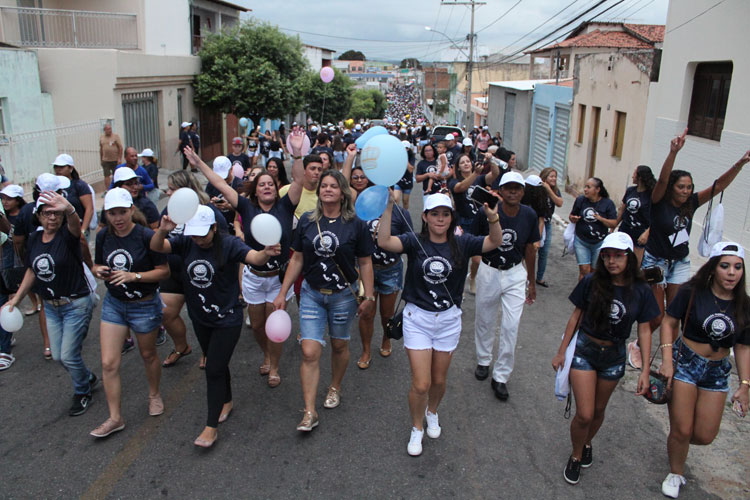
[[237, 0, 669, 62]]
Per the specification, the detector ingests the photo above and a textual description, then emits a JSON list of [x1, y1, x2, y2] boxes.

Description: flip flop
[[535, 280, 549, 288], [357, 358, 371, 370], [259, 364, 271, 376], [199, 355, 207, 370], [379, 347, 392, 358], [162, 347, 192, 367], [267, 375, 281, 388]]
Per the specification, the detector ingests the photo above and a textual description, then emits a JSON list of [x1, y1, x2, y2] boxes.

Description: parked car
[[430, 125, 463, 143]]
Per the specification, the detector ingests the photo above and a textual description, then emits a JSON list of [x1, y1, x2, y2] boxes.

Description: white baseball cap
[[213, 156, 232, 179], [443, 134, 454, 142], [113, 167, 138, 184], [600, 232, 634, 252], [0, 184, 24, 199], [483, 126, 489, 130], [311, 126, 318, 132], [709, 241, 745, 260], [355, 124, 362, 130], [36, 173, 70, 192], [401, 140, 411, 149], [423, 193, 454, 212], [462, 138, 473, 147], [499, 171, 525, 187], [137, 148, 155, 157], [184, 205, 216, 236], [525, 174, 543, 187], [181, 121, 192, 128], [104, 187, 134, 210], [52, 153, 74, 166]]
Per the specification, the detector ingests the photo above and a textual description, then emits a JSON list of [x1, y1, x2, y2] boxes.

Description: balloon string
[[321, 85, 328, 124]]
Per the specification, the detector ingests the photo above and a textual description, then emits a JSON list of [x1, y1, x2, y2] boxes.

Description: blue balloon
[[355, 185, 389, 221], [239, 117, 249, 128], [259, 117, 266, 134], [247, 118, 254, 130], [354, 125, 388, 149], [360, 134, 408, 187], [271, 119, 281, 131]]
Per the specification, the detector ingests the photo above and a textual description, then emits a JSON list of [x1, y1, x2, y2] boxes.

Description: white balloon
[[250, 213, 282, 246], [168, 188, 200, 224], [0, 305, 23, 333]]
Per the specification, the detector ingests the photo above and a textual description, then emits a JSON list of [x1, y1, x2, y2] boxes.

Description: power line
[[278, 27, 438, 43], [494, 0, 581, 55], [667, 0, 727, 33], [604, 0, 640, 19], [423, 1, 445, 59], [476, 0, 523, 34], [624, 0, 657, 19]]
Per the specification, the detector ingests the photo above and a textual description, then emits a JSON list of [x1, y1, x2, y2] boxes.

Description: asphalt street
[[0, 169, 746, 499]]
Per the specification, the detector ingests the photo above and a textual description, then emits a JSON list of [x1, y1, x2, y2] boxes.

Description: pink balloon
[[265, 310, 292, 343], [231, 163, 244, 180], [286, 132, 311, 156], [320, 66, 334, 83]]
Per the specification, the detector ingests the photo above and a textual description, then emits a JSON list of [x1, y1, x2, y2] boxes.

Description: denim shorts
[[374, 259, 403, 295], [672, 338, 731, 392], [641, 250, 691, 285], [574, 238, 604, 266], [299, 280, 358, 346], [393, 184, 412, 194], [101, 292, 163, 334], [570, 331, 626, 380]]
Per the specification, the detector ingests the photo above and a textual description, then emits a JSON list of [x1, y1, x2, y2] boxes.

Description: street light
[[425, 25, 473, 130], [424, 26, 468, 58]]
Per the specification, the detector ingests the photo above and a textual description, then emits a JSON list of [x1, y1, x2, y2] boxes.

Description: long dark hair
[[454, 154, 475, 182], [419, 206, 462, 263], [685, 247, 750, 333], [521, 185, 547, 217], [664, 169, 695, 220], [588, 250, 644, 333], [590, 177, 609, 199], [264, 157, 289, 186], [635, 165, 656, 190]]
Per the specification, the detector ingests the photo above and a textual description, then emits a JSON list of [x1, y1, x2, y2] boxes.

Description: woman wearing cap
[[536, 168, 563, 288], [272, 169, 375, 432], [0, 185, 22, 370], [569, 178, 617, 281], [52, 154, 94, 236], [108, 167, 159, 229], [377, 192, 502, 457], [151, 205, 281, 447], [6, 191, 98, 416], [656, 241, 750, 498], [186, 135, 304, 388], [551, 232, 659, 485], [460, 138, 475, 163], [88, 188, 169, 438], [138, 149, 161, 205]]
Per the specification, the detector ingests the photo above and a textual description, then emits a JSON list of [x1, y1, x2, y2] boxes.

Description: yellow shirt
[[279, 184, 318, 219]]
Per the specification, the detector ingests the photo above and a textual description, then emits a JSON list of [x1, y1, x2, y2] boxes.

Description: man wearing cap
[[472, 171, 540, 401], [206, 156, 243, 232], [177, 122, 194, 171], [443, 134, 462, 166], [110, 147, 155, 194], [99, 124, 123, 191], [227, 138, 251, 178]]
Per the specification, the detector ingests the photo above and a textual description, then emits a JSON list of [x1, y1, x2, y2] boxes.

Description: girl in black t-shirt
[[657, 242, 750, 498], [552, 232, 659, 485], [536, 167, 563, 287], [569, 178, 617, 281], [616, 165, 655, 264]]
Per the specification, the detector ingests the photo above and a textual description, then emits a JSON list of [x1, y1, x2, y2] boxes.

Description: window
[[576, 104, 586, 144], [687, 62, 732, 141], [612, 111, 626, 159], [0, 98, 7, 136]]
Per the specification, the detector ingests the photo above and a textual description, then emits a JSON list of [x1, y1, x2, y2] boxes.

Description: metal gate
[[551, 105, 570, 178], [530, 105, 550, 170], [502, 92, 515, 150], [122, 91, 160, 159]]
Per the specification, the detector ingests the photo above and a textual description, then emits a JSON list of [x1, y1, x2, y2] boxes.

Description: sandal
[[535, 280, 549, 288], [379, 347, 392, 358], [259, 364, 271, 376], [357, 358, 371, 370], [199, 355, 207, 370], [267, 374, 281, 388], [162, 347, 192, 367], [44, 347, 52, 360], [0, 353, 15, 371]]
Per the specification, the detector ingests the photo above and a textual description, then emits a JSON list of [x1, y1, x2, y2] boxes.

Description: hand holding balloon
[[168, 188, 200, 224], [0, 304, 23, 333], [265, 310, 292, 343], [159, 214, 177, 233], [263, 244, 282, 257]]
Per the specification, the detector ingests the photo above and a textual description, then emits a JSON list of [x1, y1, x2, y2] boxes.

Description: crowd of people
[[0, 91, 748, 497]]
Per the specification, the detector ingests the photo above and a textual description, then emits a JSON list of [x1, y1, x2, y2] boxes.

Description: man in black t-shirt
[[227, 137, 251, 178]]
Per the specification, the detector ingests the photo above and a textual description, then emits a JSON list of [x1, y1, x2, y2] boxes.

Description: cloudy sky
[[237, 0, 669, 62]]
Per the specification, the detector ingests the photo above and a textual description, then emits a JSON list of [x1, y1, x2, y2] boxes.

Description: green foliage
[[193, 20, 308, 121], [433, 90, 450, 117], [339, 50, 365, 61], [368, 89, 387, 118], [302, 69, 353, 124], [400, 58, 421, 69], [349, 88, 387, 120]]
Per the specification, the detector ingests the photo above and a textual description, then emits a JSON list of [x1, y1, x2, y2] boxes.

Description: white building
[[302, 44, 334, 72]]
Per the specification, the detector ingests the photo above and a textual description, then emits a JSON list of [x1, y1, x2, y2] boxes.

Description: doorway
[[587, 106, 601, 178]]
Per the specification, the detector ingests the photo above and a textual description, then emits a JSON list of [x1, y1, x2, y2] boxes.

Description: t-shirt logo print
[[672, 215, 688, 231], [33, 254, 56, 282], [583, 207, 598, 222], [702, 313, 734, 341], [422, 256, 452, 284], [626, 198, 640, 213], [500, 229, 517, 252], [609, 299, 626, 325], [187, 260, 214, 289], [313, 230, 340, 257], [108, 250, 132, 271]]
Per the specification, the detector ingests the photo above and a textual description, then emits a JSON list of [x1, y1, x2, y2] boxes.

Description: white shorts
[[241, 266, 294, 305], [403, 303, 462, 352]]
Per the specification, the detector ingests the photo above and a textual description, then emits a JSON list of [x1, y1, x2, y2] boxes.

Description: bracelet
[[363, 296, 376, 302], [67, 207, 76, 216], [487, 215, 500, 224], [292, 155, 302, 160], [659, 343, 672, 349], [741, 380, 750, 387]]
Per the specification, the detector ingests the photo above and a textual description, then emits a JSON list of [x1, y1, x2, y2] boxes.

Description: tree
[[193, 21, 307, 122], [433, 90, 450, 117], [339, 50, 365, 61], [368, 89, 386, 118], [302, 69, 353, 124], [349, 89, 375, 120], [400, 58, 422, 69]]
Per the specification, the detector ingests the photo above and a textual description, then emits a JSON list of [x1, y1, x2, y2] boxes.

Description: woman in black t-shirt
[[551, 232, 659, 485], [616, 165, 655, 264], [657, 242, 750, 498], [415, 143, 439, 198], [569, 178, 617, 281], [536, 167, 563, 287]]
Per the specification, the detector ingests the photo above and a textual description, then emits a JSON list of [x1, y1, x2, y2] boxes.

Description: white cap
[[52, 153, 74, 166], [212, 156, 232, 179], [113, 167, 138, 184], [311, 126, 318, 132], [399, 128, 407, 134], [499, 171, 525, 187], [137, 148, 155, 157], [355, 124, 362, 130], [36, 173, 70, 192], [423, 193, 453, 212], [0, 184, 24, 199], [401, 140, 411, 148], [462, 138, 473, 147], [444, 134, 454, 141], [343, 130, 351, 135], [181, 121, 192, 128], [483, 125, 489, 130], [601, 232, 634, 252], [104, 187, 134, 210], [709, 241, 745, 260], [525, 174, 543, 187], [184, 205, 216, 236]]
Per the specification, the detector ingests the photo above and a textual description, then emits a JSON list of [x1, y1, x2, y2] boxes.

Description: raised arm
[[480, 202, 502, 253], [39, 191, 81, 239], [543, 181, 563, 207], [451, 170, 479, 194], [484, 155, 501, 187], [341, 142, 357, 184], [286, 127, 308, 206], [185, 145, 239, 208], [696, 150, 750, 207], [652, 129, 687, 203], [150, 215, 175, 254], [377, 195, 405, 253]]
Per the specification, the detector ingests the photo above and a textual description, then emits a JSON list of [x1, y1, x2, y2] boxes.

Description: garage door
[[122, 91, 160, 159], [551, 105, 570, 178], [502, 92, 515, 150], [530, 105, 550, 170]]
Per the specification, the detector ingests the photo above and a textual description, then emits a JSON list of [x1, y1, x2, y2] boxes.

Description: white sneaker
[[245, 315, 251, 327], [661, 473, 686, 498], [407, 427, 423, 456], [425, 409, 441, 438]]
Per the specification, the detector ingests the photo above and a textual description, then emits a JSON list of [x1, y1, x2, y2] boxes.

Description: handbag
[[385, 298, 406, 340], [644, 289, 694, 405], [642, 266, 665, 285], [562, 222, 576, 256], [315, 219, 365, 303]]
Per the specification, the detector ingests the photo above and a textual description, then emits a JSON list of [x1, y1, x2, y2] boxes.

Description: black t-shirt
[[620, 186, 651, 239], [135, 195, 160, 225], [190, 131, 200, 153], [667, 286, 750, 350], [292, 213, 374, 291], [571, 196, 617, 244], [446, 145, 462, 166], [397, 151, 415, 190], [63, 179, 91, 220], [473, 203, 540, 269], [311, 145, 333, 157], [227, 153, 251, 175], [398, 232, 484, 311], [448, 176, 483, 220], [236, 194, 297, 271], [367, 207, 412, 267], [416, 159, 440, 194], [168, 234, 250, 327], [25, 225, 90, 300], [159, 204, 229, 274], [95, 225, 166, 300], [178, 130, 191, 152], [206, 178, 244, 228], [645, 193, 699, 260], [543, 186, 561, 222], [13, 203, 36, 238], [569, 274, 659, 342]]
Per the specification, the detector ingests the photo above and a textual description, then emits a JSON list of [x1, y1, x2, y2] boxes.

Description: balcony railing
[[0, 7, 137, 49]]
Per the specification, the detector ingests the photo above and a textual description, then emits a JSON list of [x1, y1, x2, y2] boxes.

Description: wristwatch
[[135, 273, 142, 280]]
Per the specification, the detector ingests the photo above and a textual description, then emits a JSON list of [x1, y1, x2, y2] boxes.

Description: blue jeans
[[0, 292, 10, 354], [374, 260, 404, 295], [44, 295, 95, 395], [574, 237, 604, 266], [537, 220, 552, 281], [299, 280, 358, 346]]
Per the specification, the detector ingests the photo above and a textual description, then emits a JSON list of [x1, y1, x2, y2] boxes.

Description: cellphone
[[470, 185, 499, 209]]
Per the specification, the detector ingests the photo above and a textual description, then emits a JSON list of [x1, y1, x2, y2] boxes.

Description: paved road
[[1, 170, 745, 499]]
